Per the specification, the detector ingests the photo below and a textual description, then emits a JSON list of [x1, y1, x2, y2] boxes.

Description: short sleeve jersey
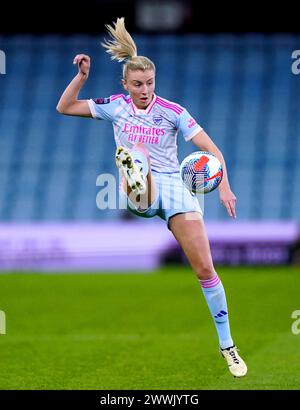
[[88, 94, 202, 172]]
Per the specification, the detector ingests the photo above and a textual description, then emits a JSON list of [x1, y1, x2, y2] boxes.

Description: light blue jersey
[[88, 93, 202, 173]]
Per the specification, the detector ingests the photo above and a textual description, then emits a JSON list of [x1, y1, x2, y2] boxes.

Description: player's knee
[[133, 142, 146, 149], [133, 143, 150, 159]]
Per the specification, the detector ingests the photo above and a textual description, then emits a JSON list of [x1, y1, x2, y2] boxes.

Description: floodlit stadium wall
[[0, 221, 299, 271]]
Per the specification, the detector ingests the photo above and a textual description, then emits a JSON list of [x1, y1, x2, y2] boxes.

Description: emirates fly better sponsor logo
[[122, 123, 165, 144]]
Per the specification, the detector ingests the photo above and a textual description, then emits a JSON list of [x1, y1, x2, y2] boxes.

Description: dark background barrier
[[2, 0, 299, 34]]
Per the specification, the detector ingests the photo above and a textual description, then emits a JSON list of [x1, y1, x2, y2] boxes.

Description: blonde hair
[[101, 17, 155, 79]]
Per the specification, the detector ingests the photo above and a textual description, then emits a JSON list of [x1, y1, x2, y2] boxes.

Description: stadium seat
[[0, 34, 299, 221]]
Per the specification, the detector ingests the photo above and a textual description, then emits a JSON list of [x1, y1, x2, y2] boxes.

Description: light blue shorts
[[121, 170, 203, 228]]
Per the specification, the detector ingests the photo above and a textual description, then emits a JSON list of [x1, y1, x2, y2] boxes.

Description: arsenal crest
[[153, 115, 162, 126]]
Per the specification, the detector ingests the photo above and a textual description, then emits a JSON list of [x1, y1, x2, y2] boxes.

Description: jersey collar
[[130, 94, 157, 115]]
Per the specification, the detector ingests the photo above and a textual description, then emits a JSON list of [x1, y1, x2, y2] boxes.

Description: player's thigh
[[124, 172, 157, 209], [169, 212, 215, 280]]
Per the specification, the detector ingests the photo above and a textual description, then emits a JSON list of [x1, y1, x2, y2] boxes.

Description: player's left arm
[[191, 130, 237, 218]]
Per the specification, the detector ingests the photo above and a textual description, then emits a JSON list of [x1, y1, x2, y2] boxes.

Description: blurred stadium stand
[[0, 34, 299, 221], [1, 32, 300, 269]]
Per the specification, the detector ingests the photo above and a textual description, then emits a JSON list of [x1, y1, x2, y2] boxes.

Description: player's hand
[[219, 187, 237, 218], [73, 54, 90, 77]]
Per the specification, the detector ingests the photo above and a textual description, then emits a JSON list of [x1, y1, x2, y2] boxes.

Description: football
[[180, 151, 223, 194]]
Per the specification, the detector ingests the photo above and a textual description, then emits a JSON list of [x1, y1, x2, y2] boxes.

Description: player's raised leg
[[116, 143, 156, 210], [169, 212, 247, 377]]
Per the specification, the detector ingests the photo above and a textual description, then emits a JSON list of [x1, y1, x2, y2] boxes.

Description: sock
[[131, 150, 149, 178], [199, 274, 234, 349]]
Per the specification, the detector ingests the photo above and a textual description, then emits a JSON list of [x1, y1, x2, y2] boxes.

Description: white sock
[[199, 274, 234, 349]]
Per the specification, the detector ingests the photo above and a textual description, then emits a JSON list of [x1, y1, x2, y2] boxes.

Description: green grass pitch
[[0, 266, 300, 390]]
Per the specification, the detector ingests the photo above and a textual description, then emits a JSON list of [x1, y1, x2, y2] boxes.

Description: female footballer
[[57, 18, 247, 377]]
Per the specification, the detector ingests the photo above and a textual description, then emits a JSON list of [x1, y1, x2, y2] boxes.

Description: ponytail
[[102, 17, 155, 79]]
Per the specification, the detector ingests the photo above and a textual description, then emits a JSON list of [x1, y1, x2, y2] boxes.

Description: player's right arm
[[56, 54, 92, 117]]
